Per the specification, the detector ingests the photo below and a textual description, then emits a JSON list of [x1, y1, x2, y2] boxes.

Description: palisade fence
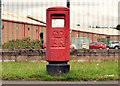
[[1, 0, 120, 62]]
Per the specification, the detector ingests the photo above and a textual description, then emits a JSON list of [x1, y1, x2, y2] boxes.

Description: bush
[[97, 38, 109, 45], [2, 37, 43, 49], [116, 24, 120, 30]]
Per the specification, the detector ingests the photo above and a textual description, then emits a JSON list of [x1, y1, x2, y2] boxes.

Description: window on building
[[40, 32, 43, 44], [16, 26, 18, 30], [2, 25, 4, 30], [28, 28, 30, 31], [36, 29, 38, 32], [40, 32, 43, 39]]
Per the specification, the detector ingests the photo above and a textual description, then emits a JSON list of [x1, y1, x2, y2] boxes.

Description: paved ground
[[2, 80, 118, 84]]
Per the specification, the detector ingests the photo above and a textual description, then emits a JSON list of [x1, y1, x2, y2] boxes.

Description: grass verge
[[2, 61, 118, 81]]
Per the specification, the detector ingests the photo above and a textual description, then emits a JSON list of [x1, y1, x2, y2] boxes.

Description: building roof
[[2, 11, 119, 35], [2, 11, 46, 26], [71, 25, 120, 35]]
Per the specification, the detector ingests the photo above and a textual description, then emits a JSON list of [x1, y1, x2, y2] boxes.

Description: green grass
[[2, 61, 118, 81]]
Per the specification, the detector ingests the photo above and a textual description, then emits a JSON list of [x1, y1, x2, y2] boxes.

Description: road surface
[[2, 80, 119, 86]]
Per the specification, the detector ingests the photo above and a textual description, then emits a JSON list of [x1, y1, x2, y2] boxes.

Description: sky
[[2, 0, 119, 27]]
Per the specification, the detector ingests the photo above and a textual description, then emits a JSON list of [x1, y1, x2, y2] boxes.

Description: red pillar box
[[46, 6, 70, 76]]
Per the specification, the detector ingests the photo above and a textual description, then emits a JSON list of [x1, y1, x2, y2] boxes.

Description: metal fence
[[0, 0, 119, 56], [1, 0, 119, 48]]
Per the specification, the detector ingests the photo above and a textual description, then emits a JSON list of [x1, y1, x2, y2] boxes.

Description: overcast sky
[[2, 0, 119, 27]]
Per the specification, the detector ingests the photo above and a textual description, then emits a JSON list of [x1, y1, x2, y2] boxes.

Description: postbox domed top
[[47, 6, 69, 11]]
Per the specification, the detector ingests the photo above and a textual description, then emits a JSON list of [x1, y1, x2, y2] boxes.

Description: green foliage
[[2, 62, 118, 81], [97, 38, 108, 44], [116, 24, 120, 30], [2, 37, 43, 49]]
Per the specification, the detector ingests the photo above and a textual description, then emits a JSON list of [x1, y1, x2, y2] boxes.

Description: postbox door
[[46, 11, 70, 61]]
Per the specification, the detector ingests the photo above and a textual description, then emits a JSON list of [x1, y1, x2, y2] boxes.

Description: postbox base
[[46, 62, 70, 76]]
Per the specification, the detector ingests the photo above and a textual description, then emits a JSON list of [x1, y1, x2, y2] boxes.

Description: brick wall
[[71, 30, 119, 43], [42, 27, 46, 42], [25, 24, 38, 40], [2, 20, 46, 44], [1, 49, 119, 62], [2, 20, 119, 45], [72, 31, 78, 38], [110, 35, 120, 41], [2, 21, 24, 44], [89, 33, 93, 42]]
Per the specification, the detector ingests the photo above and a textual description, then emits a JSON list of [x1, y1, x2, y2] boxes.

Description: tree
[[116, 24, 120, 30]]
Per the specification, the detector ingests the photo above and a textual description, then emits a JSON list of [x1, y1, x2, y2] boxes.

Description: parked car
[[70, 44, 76, 49], [107, 41, 120, 49], [43, 42, 75, 49], [89, 42, 106, 49], [43, 42, 46, 49], [70, 45, 75, 49]]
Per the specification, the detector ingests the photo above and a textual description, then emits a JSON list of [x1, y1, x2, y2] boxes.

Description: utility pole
[[67, 0, 70, 8]]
